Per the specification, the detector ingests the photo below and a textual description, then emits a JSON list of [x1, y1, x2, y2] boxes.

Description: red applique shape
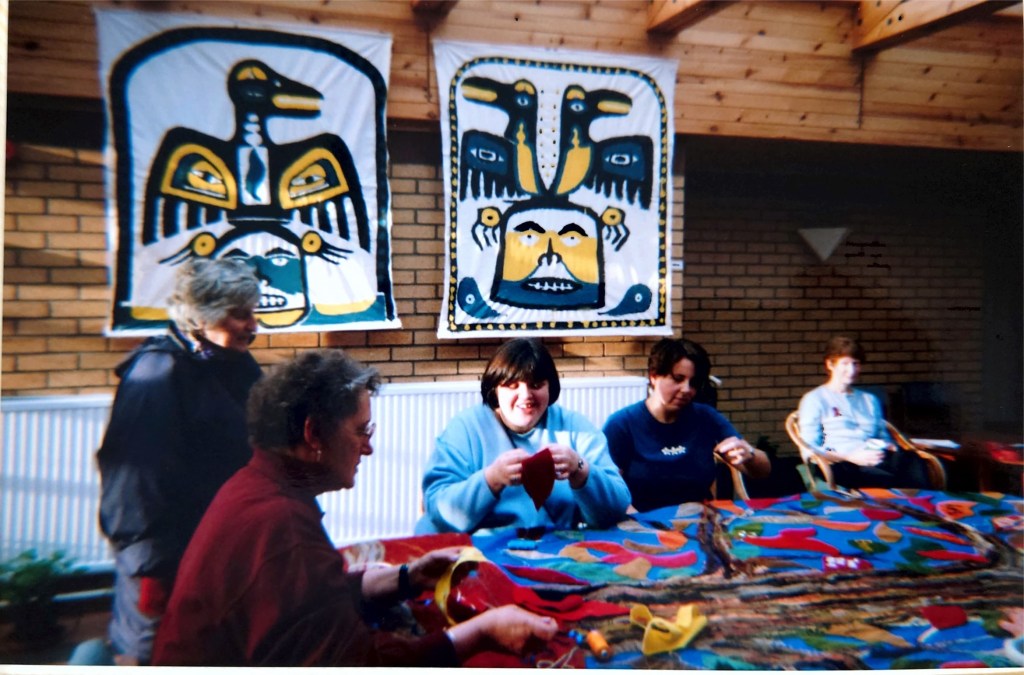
[[921, 605, 968, 630], [522, 449, 555, 509], [744, 527, 841, 555]]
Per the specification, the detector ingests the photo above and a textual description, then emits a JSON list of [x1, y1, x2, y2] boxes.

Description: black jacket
[[97, 326, 262, 579]]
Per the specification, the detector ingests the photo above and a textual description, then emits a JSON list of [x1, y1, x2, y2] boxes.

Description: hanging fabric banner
[[434, 40, 676, 338], [97, 9, 398, 335]]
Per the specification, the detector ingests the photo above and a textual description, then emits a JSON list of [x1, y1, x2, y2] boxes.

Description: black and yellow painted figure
[[456, 75, 653, 317], [142, 60, 370, 328]]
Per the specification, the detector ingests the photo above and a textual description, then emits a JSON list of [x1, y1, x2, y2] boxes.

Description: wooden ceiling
[[6, 0, 1023, 152], [647, 0, 1020, 51]]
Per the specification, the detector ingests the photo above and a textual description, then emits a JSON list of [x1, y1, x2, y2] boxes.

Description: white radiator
[[2, 394, 115, 566], [1, 376, 647, 565]]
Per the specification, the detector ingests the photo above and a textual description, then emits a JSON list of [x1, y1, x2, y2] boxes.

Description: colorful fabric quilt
[[341, 489, 1023, 669]]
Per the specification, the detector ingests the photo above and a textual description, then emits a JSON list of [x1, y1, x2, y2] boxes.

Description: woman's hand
[[447, 605, 558, 660], [843, 445, 885, 466], [715, 436, 772, 479], [714, 437, 755, 467], [542, 443, 588, 489], [408, 546, 465, 591], [484, 449, 532, 494]]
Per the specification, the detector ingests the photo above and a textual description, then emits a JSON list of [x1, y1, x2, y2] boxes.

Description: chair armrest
[[885, 421, 948, 489], [807, 453, 837, 490], [714, 454, 751, 501]]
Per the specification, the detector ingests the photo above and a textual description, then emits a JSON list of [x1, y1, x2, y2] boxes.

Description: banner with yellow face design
[[97, 9, 399, 335], [435, 40, 676, 338]]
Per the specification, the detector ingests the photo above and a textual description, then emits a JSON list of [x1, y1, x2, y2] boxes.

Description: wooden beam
[[410, 0, 457, 17], [854, 0, 1018, 52], [647, 0, 732, 35]]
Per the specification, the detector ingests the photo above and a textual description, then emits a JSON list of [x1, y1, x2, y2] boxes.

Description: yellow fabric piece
[[613, 557, 652, 581], [873, 521, 902, 543], [826, 621, 911, 648], [558, 544, 601, 563], [434, 546, 487, 626], [629, 603, 707, 656]]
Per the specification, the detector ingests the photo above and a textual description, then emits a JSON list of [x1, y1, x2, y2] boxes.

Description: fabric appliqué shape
[[521, 448, 555, 509]]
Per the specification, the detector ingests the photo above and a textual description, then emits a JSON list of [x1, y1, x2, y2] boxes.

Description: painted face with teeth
[[493, 202, 602, 310], [222, 231, 309, 327]]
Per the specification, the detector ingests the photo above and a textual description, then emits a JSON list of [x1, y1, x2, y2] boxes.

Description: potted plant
[[0, 549, 78, 646]]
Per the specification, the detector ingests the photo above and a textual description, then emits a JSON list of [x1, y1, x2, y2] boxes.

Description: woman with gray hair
[[95, 258, 263, 665], [153, 349, 558, 667]]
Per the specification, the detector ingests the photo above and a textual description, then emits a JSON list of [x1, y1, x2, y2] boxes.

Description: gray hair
[[167, 259, 260, 333], [247, 349, 382, 455]]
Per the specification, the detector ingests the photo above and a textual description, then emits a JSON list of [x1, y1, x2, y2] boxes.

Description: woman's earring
[[316, 448, 323, 463]]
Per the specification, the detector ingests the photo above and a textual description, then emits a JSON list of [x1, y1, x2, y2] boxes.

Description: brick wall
[[4, 138, 1018, 454], [678, 170, 989, 444], [2, 143, 677, 388]]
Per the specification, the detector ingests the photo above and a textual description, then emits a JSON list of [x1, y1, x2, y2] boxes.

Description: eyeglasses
[[357, 421, 376, 439]]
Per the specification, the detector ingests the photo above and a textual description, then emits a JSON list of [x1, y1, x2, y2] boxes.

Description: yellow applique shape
[[629, 603, 707, 656], [434, 546, 487, 626], [826, 621, 911, 648]]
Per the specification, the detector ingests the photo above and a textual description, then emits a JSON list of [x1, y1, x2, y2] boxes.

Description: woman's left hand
[[408, 546, 465, 591], [714, 437, 755, 467], [541, 443, 588, 488]]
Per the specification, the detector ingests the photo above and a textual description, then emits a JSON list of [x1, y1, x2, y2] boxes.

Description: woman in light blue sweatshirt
[[416, 338, 631, 535], [798, 336, 931, 489]]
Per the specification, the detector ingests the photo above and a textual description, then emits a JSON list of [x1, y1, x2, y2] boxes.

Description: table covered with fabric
[[339, 488, 1023, 669]]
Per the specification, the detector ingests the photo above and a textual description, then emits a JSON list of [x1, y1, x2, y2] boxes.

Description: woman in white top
[[797, 336, 930, 489]]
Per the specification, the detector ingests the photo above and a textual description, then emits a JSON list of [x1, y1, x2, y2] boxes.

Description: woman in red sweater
[[152, 349, 556, 666]]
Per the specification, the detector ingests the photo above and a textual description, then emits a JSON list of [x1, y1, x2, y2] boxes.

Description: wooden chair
[[712, 454, 751, 501], [784, 411, 946, 492]]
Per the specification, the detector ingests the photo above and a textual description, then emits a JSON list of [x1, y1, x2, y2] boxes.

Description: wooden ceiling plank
[[410, 0, 457, 17], [647, 0, 731, 35], [855, 0, 905, 42], [854, 0, 1018, 52]]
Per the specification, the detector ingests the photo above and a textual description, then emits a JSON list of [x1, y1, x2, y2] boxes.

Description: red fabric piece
[[907, 496, 937, 514], [904, 526, 972, 547], [744, 528, 841, 555], [578, 541, 626, 554], [916, 550, 988, 563], [521, 448, 555, 509], [745, 495, 800, 510], [503, 565, 590, 586], [860, 507, 903, 521], [138, 576, 169, 617], [921, 605, 969, 630], [446, 557, 628, 624], [991, 449, 1024, 464]]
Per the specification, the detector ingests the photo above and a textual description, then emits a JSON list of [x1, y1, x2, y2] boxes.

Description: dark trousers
[[831, 450, 932, 490]]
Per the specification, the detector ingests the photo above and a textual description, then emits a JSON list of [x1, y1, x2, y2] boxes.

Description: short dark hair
[[824, 336, 866, 363], [248, 349, 381, 454], [480, 338, 561, 408], [647, 338, 711, 391]]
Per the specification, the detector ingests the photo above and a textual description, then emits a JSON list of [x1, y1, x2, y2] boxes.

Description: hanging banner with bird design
[[96, 9, 398, 335], [434, 40, 677, 338]]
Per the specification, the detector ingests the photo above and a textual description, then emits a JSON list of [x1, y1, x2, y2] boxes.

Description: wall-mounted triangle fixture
[[798, 227, 849, 262]]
